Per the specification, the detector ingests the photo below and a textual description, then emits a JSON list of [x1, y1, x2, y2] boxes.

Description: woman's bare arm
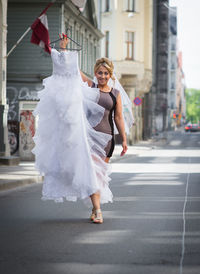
[[114, 93, 127, 156], [80, 71, 93, 87]]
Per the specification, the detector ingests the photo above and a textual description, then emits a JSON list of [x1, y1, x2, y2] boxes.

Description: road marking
[[180, 158, 191, 274], [117, 148, 200, 157], [112, 163, 200, 173], [114, 196, 200, 202], [125, 180, 183, 186]]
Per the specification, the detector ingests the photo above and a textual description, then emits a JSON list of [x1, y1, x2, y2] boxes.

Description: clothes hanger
[[49, 30, 82, 51]]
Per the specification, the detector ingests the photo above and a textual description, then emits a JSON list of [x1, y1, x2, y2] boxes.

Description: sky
[[169, 0, 200, 89]]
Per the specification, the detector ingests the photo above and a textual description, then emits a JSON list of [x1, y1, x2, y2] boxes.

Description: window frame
[[105, 0, 110, 12], [103, 0, 110, 12], [126, 0, 135, 12], [105, 31, 109, 58], [125, 31, 134, 60]]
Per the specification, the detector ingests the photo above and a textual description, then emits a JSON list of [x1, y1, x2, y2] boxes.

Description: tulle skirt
[[32, 72, 113, 206]]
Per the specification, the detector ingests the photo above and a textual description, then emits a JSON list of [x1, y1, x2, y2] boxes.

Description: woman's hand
[[59, 33, 69, 49], [120, 140, 128, 156]]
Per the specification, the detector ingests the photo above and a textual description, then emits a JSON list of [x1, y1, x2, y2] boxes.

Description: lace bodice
[[51, 49, 79, 77]]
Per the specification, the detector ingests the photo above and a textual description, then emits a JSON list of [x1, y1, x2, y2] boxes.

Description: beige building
[[96, 0, 153, 143], [176, 51, 186, 126]]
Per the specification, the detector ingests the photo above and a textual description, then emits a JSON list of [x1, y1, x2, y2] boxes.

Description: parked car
[[190, 124, 200, 132], [184, 123, 192, 132], [185, 123, 200, 132]]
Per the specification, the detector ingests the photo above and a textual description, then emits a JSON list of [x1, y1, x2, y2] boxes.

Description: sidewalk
[[0, 129, 177, 192], [0, 161, 43, 192]]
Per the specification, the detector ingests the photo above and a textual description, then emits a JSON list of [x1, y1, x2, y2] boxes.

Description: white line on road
[[112, 163, 200, 173], [180, 158, 191, 274]]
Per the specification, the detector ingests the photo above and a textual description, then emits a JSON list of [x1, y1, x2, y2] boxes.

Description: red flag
[[30, 3, 53, 54]]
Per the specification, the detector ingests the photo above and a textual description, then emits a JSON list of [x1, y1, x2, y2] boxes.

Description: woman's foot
[[93, 209, 103, 224], [90, 208, 96, 221]]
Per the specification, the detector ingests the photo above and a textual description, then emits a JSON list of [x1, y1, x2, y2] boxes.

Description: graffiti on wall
[[6, 85, 41, 120], [6, 84, 42, 157], [20, 110, 35, 160], [8, 121, 19, 155]]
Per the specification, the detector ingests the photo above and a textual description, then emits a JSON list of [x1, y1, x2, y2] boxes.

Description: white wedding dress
[[32, 49, 113, 206]]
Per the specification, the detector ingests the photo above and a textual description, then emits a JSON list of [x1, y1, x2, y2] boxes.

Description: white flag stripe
[[38, 14, 49, 30], [39, 40, 45, 49]]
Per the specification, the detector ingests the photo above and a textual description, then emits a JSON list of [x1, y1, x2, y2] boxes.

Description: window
[[65, 22, 97, 77], [105, 31, 109, 58], [105, 0, 110, 12], [89, 41, 93, 75], [125, 31, 134, 60], [75, 29, 79, 51], [86, 37, 89, 72], [126, 0, 135, 12], [103, 0, 110, 12], [68, 25, 73, 49], [80, 33, 84, 70], [94, 45, 97, 62], [171, 44, 175, 51]]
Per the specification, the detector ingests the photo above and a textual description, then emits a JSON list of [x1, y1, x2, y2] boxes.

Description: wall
[[6, 2, 61, 158], [0, 0, 10, 157]]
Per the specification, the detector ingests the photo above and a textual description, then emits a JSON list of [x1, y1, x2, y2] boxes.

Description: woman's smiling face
[[95, 65, 111, 86]]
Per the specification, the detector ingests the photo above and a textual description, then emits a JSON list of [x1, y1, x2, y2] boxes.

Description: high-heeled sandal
[[93, 209, 103, 224], [90, 208, 96, 221]]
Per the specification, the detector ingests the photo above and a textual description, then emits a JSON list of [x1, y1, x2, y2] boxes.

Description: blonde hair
[[94, 57, 115, 80]]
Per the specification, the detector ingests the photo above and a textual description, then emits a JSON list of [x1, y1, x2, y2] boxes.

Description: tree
[[186, 88, 200, 123]]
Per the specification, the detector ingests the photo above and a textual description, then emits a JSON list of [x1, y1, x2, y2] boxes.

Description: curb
[[0, 176, 43, 192]]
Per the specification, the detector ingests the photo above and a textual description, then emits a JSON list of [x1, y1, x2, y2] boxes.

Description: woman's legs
[[90, 157, 110, 209], [90, 192, 101, 210], [90, 193, 103, 224], [90, 157, 110, 222]]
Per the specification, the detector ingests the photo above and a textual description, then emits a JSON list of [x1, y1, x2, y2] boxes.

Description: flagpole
[[6, 1, 55, 58], [6, 27, 31, 58]]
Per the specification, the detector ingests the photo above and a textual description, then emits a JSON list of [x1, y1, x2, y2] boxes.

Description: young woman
[[32, 35, 131, 224], [80, 59, 128, 223]]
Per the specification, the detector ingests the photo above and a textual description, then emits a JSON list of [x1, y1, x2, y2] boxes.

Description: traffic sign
[[133, 97, 142, 106]]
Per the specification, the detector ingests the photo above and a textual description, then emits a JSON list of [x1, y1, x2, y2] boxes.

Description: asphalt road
[[0, 130, 200, 274]]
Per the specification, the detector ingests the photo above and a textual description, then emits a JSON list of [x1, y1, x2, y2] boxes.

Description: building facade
[[167, 6, 186, 130], [0, 0, 10, 158], [167, 6, 177, 130], [176, 51, 186, 126], [96, 0, 153, 144], [7, 0, 102, 160], [151, 0, 169, 135]]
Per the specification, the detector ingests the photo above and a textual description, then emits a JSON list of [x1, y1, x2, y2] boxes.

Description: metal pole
[[6, 27, 31, 58]]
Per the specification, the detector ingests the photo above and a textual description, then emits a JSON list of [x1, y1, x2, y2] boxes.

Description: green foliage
[[186, 89, 200, 123]]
